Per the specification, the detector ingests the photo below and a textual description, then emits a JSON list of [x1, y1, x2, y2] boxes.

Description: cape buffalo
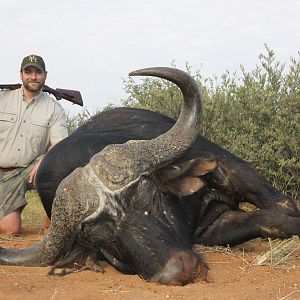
[[0, 67, 299, 286]]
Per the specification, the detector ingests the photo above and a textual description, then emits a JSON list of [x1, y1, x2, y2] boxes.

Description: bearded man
[[0, 54, 68, 234]]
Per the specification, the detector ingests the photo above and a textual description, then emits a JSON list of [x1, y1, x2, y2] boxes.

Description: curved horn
[[0, 166, 101, 266], [129, 67, 202, 137], [92, 67, 203, 191]]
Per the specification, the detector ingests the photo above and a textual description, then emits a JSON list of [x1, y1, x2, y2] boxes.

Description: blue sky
[[1, 0, 299, 115]]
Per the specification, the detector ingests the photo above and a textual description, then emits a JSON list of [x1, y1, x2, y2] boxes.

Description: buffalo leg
[[194, 207, 300, 247]]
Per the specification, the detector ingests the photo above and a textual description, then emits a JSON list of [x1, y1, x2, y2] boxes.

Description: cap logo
[[28, 55, 38, 63]]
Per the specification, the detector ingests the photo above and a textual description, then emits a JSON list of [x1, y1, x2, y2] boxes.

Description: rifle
[[0, 83, 83, 106]]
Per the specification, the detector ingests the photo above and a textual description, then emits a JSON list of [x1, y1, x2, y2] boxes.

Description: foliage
[[122, 47, 300, 201], [66, 107, 92, 134], [66, 106, 114, 134]]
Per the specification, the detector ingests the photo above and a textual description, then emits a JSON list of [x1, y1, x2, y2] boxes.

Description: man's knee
[[1, 223, 21, 234], [0, 210, 21, 234]]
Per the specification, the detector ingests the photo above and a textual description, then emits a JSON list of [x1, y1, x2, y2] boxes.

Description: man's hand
[[28, 158, 43, 187]]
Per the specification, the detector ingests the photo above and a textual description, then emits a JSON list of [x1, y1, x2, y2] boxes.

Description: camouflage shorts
[[0, 161, 36, 219]]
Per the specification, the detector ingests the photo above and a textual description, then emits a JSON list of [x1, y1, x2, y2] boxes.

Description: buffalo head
[[0, 67, 209, 285]]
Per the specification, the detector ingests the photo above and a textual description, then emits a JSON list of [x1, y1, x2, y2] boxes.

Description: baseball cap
[[21, 54, 46, 72]]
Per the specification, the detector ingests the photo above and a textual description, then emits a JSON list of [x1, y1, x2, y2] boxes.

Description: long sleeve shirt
[[0, 88, 68, 168]]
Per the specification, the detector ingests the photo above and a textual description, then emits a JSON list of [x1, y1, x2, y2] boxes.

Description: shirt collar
[[21, 86, 43, 105]]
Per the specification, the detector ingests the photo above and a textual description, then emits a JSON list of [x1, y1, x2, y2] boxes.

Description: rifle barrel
[[0, 84, 83, 106]]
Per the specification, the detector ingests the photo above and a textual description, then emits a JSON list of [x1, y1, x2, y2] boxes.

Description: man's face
[[20, 66, 47, 93]]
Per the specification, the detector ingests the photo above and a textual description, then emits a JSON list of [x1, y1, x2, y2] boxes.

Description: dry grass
[[252, 236, 300, 268], [193, 244, 232, 254], [0, 234, 24, 242], [194, 236, 300, 270], [22, 190, 46, 227]]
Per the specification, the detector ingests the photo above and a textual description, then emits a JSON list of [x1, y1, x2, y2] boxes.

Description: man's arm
[[29, 104, 68, 187], [28, 157, 44, 186]]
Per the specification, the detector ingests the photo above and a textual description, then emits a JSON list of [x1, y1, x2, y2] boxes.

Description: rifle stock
[[0, 84, 83, 106]]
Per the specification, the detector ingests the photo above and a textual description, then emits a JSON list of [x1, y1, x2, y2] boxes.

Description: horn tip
[[129, 67, 164, 77]]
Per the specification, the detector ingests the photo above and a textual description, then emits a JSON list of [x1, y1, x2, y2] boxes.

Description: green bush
[[66, 107, 92, 134]]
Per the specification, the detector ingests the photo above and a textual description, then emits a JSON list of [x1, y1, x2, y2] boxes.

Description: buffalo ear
[[156, 158, 217, 198]]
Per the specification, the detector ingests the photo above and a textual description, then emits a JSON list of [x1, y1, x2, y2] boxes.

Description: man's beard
[[23, 80, 44, 93]]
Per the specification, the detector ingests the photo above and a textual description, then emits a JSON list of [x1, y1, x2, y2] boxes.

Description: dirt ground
[[0, 227, 299, 300]]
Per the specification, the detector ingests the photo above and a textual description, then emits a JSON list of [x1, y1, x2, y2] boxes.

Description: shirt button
[[18, 149, 20, 151], [23, 120, 26, 123], [20, 134, 23, 137]]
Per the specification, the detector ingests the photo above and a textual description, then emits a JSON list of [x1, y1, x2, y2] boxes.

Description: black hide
[[35, 107, 300, 282]]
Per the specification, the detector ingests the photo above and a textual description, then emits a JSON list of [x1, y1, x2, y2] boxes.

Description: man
[[0, 54, 68, 234]]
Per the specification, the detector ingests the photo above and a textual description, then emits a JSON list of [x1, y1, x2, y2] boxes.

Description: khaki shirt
[[0, 88, 68, 168]]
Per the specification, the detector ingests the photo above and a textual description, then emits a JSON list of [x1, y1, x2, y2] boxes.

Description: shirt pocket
[[28, 117, 50, 154], [0, 112, 17, 141]]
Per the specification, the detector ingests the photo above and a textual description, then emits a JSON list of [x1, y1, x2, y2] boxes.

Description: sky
[[1, 0, 299, 116]]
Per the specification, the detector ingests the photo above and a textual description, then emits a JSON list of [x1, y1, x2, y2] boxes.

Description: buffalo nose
[[150, 251, 208, 286]]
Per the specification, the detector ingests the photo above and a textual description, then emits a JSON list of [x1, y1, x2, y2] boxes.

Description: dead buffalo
[[0, 67, 299, 286]]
